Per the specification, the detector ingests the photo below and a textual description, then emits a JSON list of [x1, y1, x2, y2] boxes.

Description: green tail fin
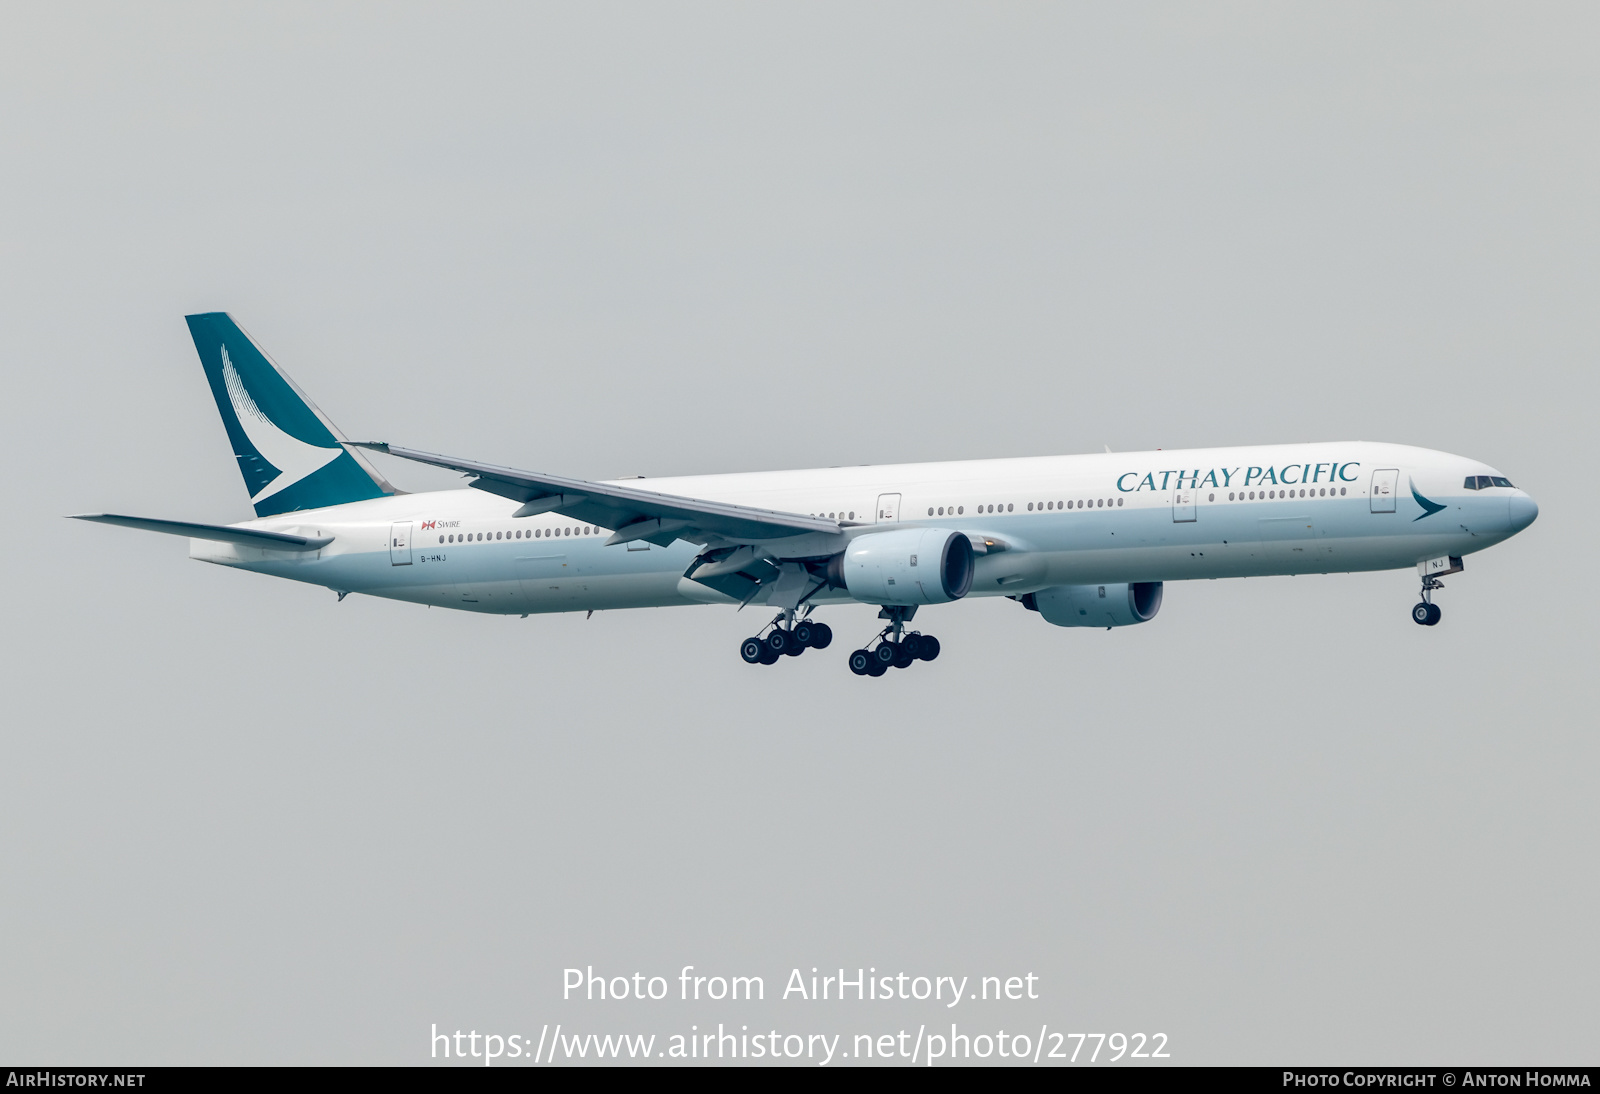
[[185, 313, 395, 517]]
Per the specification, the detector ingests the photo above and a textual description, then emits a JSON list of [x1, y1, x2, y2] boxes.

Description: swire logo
[[421, 520, 436, 530]]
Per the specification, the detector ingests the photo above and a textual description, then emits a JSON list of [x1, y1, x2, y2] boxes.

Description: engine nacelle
[[828, 528, 975, 606], [1021, 582, 1163, 628]]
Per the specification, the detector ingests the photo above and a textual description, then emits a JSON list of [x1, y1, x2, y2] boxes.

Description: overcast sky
[[1, 2, 1595, 1065]]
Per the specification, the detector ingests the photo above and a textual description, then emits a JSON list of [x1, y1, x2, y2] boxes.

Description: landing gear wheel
[[891, 644, 916, 669], [758, 644, 781, 665], [740, 637, 765, 664], [1415, 574, 1446, 627], [792, 621, 816, 648], [899, 634, 922, 660], [809, 623, 833, 649], [765, 629, 794, 656], [873, 642, 898, 667], [866, 660, 888, 677], [848, 649, 872, 675], [917, 635, 941, 661]]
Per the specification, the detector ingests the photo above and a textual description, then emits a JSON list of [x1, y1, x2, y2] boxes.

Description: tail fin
[[185, 313, 397, 517]]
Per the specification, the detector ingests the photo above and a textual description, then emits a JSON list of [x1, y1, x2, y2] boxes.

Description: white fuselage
[[190, 442, 1535, 615]]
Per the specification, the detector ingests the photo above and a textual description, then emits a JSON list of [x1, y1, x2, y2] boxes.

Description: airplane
[[75, 313, 1539, 676]]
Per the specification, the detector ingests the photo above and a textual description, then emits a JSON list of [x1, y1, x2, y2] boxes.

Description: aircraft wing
[[349, 443, 842, 548], [71, 514, 333, 551]]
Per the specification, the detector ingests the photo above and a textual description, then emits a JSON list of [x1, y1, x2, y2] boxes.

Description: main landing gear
[[848, 606, 941, 678], [738, 605, 942, 676], [1412, 574, 1444, 627], [739, 611, 834, 665]]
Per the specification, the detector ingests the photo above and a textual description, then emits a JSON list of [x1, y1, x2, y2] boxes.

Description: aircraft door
[[1370, 469, 1399, 513], [876, 493, 901, 523], [389, 521, 413, 565], [1172, 489, 1197, 522]]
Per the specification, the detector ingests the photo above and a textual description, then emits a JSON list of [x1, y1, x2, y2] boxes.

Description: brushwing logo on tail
[[221, 345, 342, 504]]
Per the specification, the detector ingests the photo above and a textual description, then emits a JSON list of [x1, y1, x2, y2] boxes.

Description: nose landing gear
[[848, 606, 942, 677], [1412, 575, 1444, 627]]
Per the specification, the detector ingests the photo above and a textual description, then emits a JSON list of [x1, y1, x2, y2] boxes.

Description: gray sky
[[1, 2, 1595, 1065]]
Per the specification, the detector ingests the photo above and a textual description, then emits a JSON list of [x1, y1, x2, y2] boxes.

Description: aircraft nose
[[1508, 493, 1538, 533]]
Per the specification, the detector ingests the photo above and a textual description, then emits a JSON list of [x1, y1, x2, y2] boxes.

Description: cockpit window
[[1465, 475, 1515, 490], [1464, 476, 1479, 489], [1491, 476, 1513, 488]]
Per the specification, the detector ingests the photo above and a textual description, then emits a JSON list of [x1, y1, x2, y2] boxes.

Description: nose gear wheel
[[1412, 573, 1445, 627]]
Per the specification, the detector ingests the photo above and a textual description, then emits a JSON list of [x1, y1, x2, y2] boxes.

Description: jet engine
[[1019, 582, 1163, 628], [826, 528, 975, 606]]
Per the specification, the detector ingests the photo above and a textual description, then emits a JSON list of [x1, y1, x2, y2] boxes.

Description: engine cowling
[[1021, 582, 1163, 627], [828, 528, 975, 606]]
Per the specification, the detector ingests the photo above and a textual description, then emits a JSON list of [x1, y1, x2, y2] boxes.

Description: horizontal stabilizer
[[70, 514, 332, 551]]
